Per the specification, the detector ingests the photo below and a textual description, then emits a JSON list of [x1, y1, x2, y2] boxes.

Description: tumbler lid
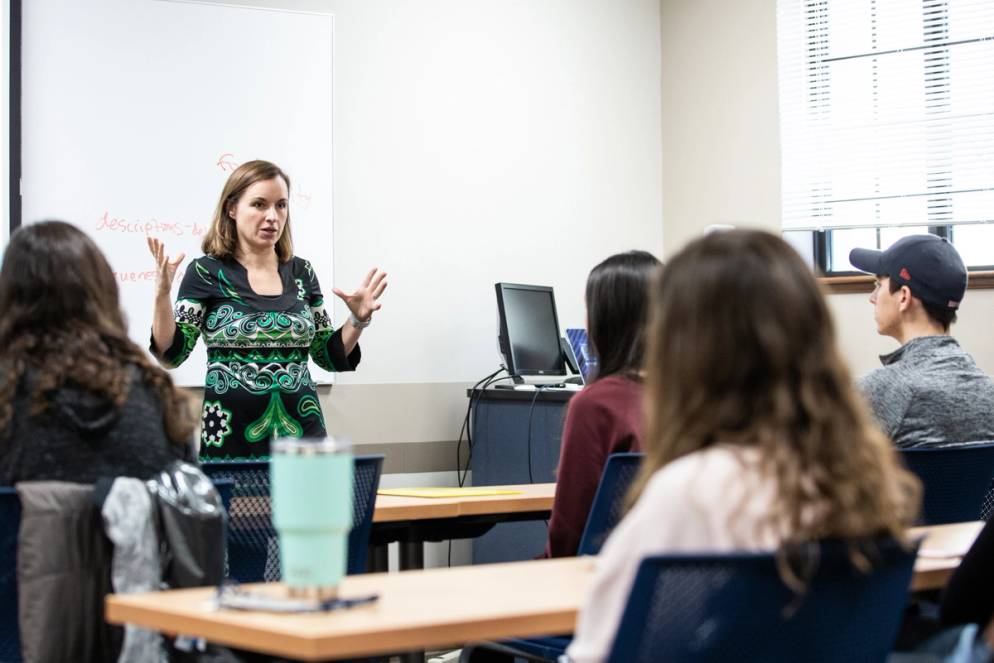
[[272, 437, 352, 456]]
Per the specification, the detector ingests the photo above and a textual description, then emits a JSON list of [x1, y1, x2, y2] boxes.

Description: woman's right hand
[[147, 237, 186, 297]]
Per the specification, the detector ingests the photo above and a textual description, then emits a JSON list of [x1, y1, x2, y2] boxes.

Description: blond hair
[[633, 230, 920, 586], [202, 160, 294, 262]]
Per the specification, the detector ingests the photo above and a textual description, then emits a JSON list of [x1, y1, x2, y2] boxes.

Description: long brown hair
[[633, 230, 919, 581], [0, 221, 194, 446], [202, 159, 294, 262]]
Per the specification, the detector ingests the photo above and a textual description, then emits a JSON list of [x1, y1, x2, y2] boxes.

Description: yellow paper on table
[[377, 487, 523, 498]]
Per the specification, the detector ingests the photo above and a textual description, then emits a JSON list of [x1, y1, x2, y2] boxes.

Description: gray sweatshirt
[[858, 335, 994, 449]]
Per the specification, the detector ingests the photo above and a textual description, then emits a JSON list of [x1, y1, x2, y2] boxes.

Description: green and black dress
[[154, 255, 359, 460]]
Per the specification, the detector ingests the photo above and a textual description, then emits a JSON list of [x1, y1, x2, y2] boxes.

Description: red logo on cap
[[899, 267, 912, 281]]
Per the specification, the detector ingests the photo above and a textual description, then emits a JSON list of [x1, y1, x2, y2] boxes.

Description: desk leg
[[368, 543, 389, 573], [398, 542, 426, 662], [399, 541, 424, 571]]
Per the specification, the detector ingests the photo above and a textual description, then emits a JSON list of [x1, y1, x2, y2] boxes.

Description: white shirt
[[565, 445, 782, 663]]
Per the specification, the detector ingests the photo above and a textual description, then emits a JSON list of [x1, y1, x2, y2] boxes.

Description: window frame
[[802, 224, 994, 293]]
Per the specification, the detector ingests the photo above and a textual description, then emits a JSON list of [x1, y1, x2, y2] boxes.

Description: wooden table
[[107, 556, 591, 662], [106, 521, 982, 662], [370, 483, 556, 570], [372, 483, 556, 524], [909, 520, 984, 591]]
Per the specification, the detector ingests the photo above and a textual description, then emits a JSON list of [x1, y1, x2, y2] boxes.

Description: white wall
[[327, 0, 664, 385], [660, 0, 994, 377], [1, 0, 9, 247], [219, 0, 666, 385], [160, 1, 665, 454]]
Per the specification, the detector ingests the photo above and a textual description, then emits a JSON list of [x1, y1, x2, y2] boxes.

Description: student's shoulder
[[858, 362, 915, 399], [571, 375, 641, 409], [642, 445, 757, 500]]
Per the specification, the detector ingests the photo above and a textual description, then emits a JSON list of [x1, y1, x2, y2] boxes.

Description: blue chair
[[463, 453, 644, 662], [211, 477, 235, 515], [900, 442, 994, 524], [576, 452, 644, 556], [605, 539, 918, 663], [981, 479, 994, 520], [202, 454, 384, 582], [0, 488, 22, 663]]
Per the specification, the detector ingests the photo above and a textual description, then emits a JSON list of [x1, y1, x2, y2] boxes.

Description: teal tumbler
[[270, 437, 353, 597]]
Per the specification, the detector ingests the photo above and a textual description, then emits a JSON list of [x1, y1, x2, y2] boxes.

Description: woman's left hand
[[333, 267, 388, 323]]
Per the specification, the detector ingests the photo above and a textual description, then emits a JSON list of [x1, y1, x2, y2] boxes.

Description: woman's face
[[228, 176, 289, 255]]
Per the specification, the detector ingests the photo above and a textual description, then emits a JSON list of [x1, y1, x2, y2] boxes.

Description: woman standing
[[149, 160, 386, 460]]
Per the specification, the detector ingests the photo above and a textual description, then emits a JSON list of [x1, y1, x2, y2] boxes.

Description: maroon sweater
[[544, 375, 644, 558]]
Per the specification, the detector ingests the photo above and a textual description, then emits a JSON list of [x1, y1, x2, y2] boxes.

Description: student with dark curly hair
[[0, 221, 193, 484]]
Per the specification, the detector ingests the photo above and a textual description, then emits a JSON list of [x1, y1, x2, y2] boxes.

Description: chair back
[[0, 488, 21, 662], [982, 479, 994, 521], [211, 478, 235, 514], [606, 540, 918, 663], [577, 452, 643, 556], [900, 442, 994, 524], [202, 454, 384, 582]]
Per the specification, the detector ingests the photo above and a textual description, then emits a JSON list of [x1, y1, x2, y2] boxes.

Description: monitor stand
[[493, 375, 526, 389], [493, 375, 571, 390]]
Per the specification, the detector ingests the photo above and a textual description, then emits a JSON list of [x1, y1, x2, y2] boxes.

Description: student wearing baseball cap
[[850, 234, 994, 448]]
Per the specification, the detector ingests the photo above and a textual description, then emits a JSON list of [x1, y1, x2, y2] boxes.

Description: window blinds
[[777, 0, 994, 230]]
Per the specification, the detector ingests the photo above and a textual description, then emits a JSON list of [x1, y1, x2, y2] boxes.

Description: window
[[777, 0, 994, 274]]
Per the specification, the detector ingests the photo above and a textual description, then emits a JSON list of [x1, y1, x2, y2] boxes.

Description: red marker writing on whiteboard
[[216, 153, 239, 172]]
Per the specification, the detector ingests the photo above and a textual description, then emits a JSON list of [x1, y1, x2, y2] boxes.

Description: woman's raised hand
[[333, 268, 388, 322], [147, 237, 186, 297]]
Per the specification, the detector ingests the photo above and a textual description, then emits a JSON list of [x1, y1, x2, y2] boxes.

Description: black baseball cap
[[849, 234, 967, 309]]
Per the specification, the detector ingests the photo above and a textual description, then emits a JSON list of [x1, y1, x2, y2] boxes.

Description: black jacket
[[0, 366, 188, 485]]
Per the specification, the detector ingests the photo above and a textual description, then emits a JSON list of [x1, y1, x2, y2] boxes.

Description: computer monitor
[[495, 283, 566, 381]]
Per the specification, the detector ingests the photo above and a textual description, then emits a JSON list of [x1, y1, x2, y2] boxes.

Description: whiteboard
[[20, 0, 335, 386]]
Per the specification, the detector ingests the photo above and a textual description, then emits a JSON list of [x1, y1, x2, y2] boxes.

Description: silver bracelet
[[349, 312, 372, 329]]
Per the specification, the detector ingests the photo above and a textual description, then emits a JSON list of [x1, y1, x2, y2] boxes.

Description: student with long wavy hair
[[565, 230, 921, 663], [544, 250, 660, 558], [0, 221, 194, 484]]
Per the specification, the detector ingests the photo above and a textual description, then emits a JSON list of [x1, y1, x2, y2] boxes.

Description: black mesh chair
[[576, 452, 644, 556], [981, 480, 994, 520], [606, 540, 918, 663], [202, 454, 384, 582], [0, 488, 22, 663], [900, 442, 994, 524]]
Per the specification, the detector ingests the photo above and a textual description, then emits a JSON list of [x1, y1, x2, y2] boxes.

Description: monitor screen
[[495, 283, 566, 377], [566, 328, 597, 382]]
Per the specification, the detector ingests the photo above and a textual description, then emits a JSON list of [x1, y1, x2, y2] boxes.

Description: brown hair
[[886, 277, 957, 330], [0, 221, 194, 446], [633, 229, 920, 586], [201, 159, 294, 262]]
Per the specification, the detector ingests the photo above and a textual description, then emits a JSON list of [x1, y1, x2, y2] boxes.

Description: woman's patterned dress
[[155, 255, 359, 459]]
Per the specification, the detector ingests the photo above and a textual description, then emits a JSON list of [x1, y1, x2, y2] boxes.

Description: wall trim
[[821, 271, 994, 295]]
